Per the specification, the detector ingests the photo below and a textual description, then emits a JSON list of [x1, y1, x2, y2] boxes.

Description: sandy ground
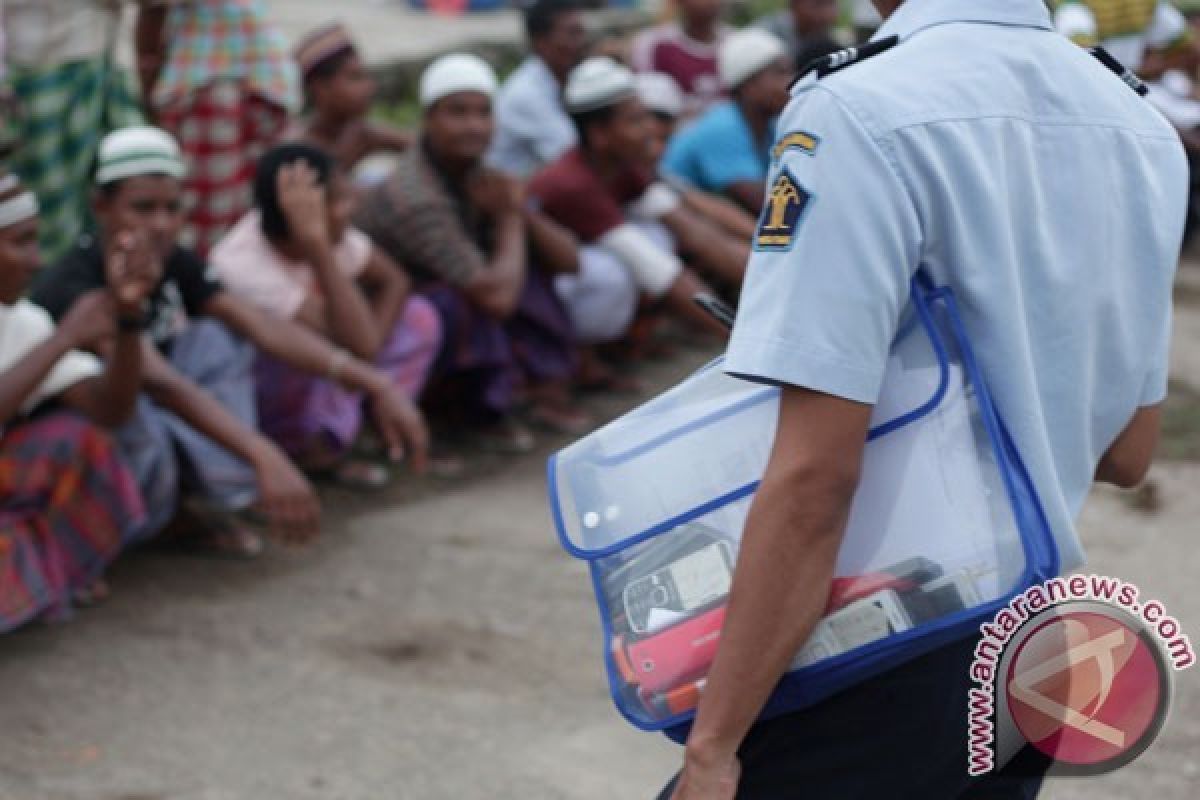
[[1, 312, 1197, 800]]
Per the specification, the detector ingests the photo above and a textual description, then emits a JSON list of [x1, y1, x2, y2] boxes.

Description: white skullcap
[[565, 57, 635, 114], [0, 174, 38, 229], [419, 53, 498, 109], [718, 28, 788, 89], [635, 72, 684, 118], [95, 126, 187, 186]]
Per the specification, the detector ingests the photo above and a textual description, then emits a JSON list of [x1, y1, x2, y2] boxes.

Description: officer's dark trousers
[[656, 634, 1051, 799]]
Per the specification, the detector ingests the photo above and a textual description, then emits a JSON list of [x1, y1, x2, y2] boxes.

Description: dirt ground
[[2, 296, 1198, 800]]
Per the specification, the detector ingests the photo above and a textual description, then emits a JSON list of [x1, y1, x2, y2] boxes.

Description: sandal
[[317, 459, 391, 492]]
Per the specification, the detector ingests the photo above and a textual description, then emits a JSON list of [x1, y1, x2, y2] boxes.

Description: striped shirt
[[354, 144, 490, 289]]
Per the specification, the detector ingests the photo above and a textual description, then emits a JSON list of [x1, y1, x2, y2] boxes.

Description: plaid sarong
[[1, 59, 143, 263], [151, 0, 299, 114], [0, 412, 145, 632], [156, 80, 288, 257]]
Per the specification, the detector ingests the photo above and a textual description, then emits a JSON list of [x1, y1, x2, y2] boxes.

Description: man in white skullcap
[[637, 72, 686, 164], [660, 28, 793, 214], [636, 73, 760, 247], [31, 126, 430, 555], [528, 57, 745, 341], [356, 53, 591, 447]]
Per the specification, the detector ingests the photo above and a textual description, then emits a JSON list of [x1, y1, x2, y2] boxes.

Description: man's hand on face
[[277, 160, 332, 254], [105, 229, 162, 318]]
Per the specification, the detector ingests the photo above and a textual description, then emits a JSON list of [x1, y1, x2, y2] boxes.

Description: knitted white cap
[[635, 72, 684, 118], [95, 126, 187, 186], [564, 56, 636, 114], [419, 53, 498, 109], [718, 28, 788, 89]]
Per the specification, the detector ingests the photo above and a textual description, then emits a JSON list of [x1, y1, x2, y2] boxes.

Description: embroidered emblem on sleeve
[[754, 167, 813, 252]]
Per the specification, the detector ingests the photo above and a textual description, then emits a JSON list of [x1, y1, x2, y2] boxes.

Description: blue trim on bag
[[548, 297, 951, 558], [548, 276, 1062, 733], [594, 387, 778, 467], [548, 457, 762, 560]]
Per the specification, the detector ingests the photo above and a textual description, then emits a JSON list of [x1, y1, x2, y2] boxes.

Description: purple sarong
[[423, 270, 576, 422], [254, 296, 442, 458]]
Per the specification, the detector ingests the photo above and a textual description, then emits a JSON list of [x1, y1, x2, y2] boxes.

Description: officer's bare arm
[[683, 386, 871, 766], [1095, 404, 1162, 488]]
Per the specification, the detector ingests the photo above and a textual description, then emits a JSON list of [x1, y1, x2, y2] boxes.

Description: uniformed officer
[[662, 0, 1186, 798]]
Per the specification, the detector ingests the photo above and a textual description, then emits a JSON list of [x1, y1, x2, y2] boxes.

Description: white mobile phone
[[623, 540, 733, 634], [824, 589, 913, 652]]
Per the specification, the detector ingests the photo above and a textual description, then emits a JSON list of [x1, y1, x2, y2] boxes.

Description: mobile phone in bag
[[623, 539, 734, 634]]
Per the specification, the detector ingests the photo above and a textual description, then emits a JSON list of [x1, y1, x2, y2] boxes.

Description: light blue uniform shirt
[[725, 0, 1187, 571], [661, 100, 774, 193], [487, 56, 578, 179]]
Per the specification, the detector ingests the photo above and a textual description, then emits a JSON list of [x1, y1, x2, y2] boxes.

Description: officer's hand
[[670, 750, 740, 800]]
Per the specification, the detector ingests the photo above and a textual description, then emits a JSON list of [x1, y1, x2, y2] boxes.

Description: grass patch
[[371, 100, 422, 129], [1158, 378, 1200, 462]]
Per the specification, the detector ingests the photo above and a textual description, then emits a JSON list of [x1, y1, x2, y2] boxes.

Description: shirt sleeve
[[336, 228, 373, 278], [724, 85, 922, 404], [171, 248, 225, 316], [9, 302, 102, 413], [660, 133, 700, 188], [28, 252, 97, 322], [209, 228, 309, 319], [1140, 289, 1173, 406], [529, 173, 626, 243]]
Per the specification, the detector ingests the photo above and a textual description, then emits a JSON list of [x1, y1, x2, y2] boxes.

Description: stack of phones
[[603, 531, 982, 720]]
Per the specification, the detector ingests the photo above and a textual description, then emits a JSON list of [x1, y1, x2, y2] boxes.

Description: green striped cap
[[95, 126, 187, 186]]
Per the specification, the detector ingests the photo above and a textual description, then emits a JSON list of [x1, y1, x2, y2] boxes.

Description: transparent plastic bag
[[548, 278, 1059, 731]]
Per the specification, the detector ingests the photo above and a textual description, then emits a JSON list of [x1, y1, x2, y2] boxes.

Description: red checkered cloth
[[156, 79, 287, 258], [0, 412, 145, 631]]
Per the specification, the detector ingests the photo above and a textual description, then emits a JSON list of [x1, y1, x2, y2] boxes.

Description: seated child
[[210, 143, 442, 488], [288, 23, 412, 176]]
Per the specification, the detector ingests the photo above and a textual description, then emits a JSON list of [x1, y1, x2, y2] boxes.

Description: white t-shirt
[[208, 210, 373, 319], [0, 298, 102, 414]]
